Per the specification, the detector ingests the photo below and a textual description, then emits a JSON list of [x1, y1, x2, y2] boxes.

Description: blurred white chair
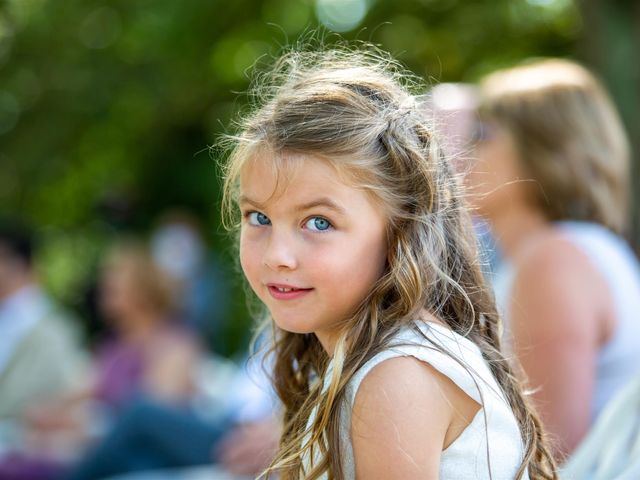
[[561, 374, 640, 480]]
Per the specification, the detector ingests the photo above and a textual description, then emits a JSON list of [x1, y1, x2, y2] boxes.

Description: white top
[[492, 221, 640, 421], [0, 284, 87, 448], [303, 322, 528, 479], [0, 285, 51, 373]]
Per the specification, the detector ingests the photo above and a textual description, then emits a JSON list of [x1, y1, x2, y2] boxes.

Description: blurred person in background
[[85, 239, 200, 409], [15, 240, 201, 477], [60, 239, 279, 480], [64, 348, 280, 480], [150, 210, 234, 356], [466, 58, 640, 461], [426, 83, 503, 276], [0, 220, 87, 456]]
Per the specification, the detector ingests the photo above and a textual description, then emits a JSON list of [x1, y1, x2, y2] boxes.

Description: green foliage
[[0, 0, 599, 353]]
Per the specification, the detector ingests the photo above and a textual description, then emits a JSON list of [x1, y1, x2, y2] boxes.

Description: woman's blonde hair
[[478, 59, 630, 234], [221, 46, 557, 479]]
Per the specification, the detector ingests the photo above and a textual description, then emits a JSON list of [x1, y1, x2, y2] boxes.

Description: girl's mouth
[[267, 284, 313, 300]]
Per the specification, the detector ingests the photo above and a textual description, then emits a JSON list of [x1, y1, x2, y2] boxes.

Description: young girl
[[221, 48, 556, 479]]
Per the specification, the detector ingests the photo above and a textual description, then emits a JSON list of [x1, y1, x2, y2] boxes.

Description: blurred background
[[1, 0, 639, 358]]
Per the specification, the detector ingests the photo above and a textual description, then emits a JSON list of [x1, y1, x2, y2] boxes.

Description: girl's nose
[[262, 230, 298, 271]]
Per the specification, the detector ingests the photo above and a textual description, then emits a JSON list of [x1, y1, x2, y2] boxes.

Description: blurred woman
[[94, 240, 200, 408], [467, 59, 640, 461], [25, 240, 201, 462]]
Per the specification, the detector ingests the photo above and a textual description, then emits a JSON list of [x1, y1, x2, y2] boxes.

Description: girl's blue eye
[[248, 212, 271, 226], [305, 217, 332, 232]]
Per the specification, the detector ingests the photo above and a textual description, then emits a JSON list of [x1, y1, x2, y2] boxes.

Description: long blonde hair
[[478, 59, 630, 235], [221, 46, 556, 479]]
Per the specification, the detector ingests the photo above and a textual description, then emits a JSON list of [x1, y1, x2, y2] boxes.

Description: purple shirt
[[94, 339, 144, 408]]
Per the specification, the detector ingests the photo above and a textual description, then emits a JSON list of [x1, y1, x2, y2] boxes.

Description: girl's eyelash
[[304, 216, 334, 232], [242, 210, 272, 226], [241, 210, 333, 231], [242, 209, 265, 218]]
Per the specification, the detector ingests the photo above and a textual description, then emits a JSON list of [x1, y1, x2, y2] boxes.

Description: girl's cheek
[[240, 235, 264, 287], [239, 236, 255, 277]]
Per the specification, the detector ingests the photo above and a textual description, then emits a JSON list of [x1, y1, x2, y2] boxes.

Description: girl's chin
[[272, 318, 314, 335]]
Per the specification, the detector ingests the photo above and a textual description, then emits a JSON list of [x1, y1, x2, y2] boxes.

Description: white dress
[[303, 321, 528, 479]]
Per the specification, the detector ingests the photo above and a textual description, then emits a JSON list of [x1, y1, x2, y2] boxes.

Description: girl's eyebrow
[[239, 195, 346, 215], [238, 195, 265, 208], [295, 197, 346, 215]]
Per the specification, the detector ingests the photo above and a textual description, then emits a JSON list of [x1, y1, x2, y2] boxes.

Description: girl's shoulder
[[341, 322, 526, 479], [350, 352, 476, 478], [344, 322, 494, 409]]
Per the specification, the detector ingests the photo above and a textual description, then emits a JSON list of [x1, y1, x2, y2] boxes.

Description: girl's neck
[[315, 328, 338, 357], [488, 203, 550, 261]]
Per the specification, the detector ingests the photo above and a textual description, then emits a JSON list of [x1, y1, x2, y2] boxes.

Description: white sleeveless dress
[[302, 321, 528, 479]]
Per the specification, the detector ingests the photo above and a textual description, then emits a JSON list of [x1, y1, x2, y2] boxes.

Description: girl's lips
[[267, 285, 313, 300]]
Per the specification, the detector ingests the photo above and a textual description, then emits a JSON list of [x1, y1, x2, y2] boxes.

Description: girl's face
[[239, 152, 388, 354]]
